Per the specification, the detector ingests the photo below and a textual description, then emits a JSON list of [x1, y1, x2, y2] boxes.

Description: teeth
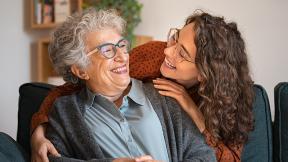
[[165, 59, 176, 68], [112, 66, 127, 73]]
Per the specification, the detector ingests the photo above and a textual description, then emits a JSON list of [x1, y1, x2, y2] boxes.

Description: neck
[[86, 82, 132, 108], [112, 85, 131, 108], [177, 79, 198, 89], [95, 85, 131, 108]]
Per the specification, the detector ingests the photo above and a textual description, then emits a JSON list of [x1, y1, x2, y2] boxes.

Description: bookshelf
[[36, 35, 153, 83], [36, 37, 56, 82], [30, 0, 82, 29]]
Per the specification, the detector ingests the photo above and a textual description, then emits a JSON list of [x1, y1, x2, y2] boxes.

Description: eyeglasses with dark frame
[[167, 28, 195, 63], [87, 38, 130, 59]]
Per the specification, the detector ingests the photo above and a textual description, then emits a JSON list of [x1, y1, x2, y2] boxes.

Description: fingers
[[158, 90, 180, 99], [40, 151, 49, 162], [153, 78, 185, 99], [153, 78, 184, 92], [112, 157, 135, 162], [38, 145, 49, 162], [153, 83, 181, 95], [47, 142, 60, 157], [135, 155, 153, 162], [31, 133, 59, 162], [31, 149, 49, 162]]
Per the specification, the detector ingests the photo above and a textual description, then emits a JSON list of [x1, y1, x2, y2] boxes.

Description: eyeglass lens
[[99, 39, 130, 59], [167, 29, 178, 47], [167, 28, 195, 63]]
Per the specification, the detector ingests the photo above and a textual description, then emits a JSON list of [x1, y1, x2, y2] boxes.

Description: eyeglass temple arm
[[87, 48, 99, 57]]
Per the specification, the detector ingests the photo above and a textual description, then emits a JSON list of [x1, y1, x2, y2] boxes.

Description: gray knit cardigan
[[46, 82, 216, 162]]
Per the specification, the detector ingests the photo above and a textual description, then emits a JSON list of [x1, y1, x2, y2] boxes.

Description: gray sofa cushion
[[274, 82, 288, 162], [242, 84, 273, 162], [0, 132, 28, 162]]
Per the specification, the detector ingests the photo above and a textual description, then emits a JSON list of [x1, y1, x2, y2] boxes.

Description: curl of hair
[[48, 8, 126, 83], [186, 11, 254, 145]]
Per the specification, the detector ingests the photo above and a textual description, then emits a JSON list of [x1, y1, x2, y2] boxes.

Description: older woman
[[34, 8, 215, 162]]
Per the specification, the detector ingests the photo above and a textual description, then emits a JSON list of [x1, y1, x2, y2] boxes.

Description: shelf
[[36, 37, 56, 82], [30, 0, 83, 29]]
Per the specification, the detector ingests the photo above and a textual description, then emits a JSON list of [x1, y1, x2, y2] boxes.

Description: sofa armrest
[[0, 132, 29, 162]]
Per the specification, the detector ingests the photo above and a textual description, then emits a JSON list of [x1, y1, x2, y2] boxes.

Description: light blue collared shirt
[[84, 79, 169, 161]]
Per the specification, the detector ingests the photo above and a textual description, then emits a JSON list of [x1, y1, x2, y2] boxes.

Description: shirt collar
[[85, 86, 99, 108], [126, 78, 145, 106], [84, 78, 145, 107]]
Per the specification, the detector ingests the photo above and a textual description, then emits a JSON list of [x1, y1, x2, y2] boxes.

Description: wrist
[[32, 124, 47, 139]]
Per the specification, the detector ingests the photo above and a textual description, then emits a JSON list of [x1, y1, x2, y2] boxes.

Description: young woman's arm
[[153, 78, 243, 162]]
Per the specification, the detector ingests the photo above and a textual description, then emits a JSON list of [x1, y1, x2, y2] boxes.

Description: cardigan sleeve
[[179, 107, 217, 162], [46, 100, 115, 162], [30, 41, 167, 132], [202, 129, 243, 162]]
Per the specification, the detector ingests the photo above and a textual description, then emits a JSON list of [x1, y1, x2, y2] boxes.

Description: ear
[[197, 74, 203, 82], [70, 65, 90, 80]]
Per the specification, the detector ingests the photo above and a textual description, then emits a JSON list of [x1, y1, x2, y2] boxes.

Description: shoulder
[[141, 81, 183, 114], [53, 92, 78, 107], [52, 87, 85, 114]]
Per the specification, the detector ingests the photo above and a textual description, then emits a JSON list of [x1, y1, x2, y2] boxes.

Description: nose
[[114, 47, 128, 62], [164, 44, 176, 58]]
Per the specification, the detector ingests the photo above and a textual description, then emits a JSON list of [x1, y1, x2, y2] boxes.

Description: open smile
[[111, 64, 128, 74], [164, 58, 176, 69]]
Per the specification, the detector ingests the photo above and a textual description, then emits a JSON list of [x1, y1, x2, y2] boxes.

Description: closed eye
[[119, 44, 126, 48]]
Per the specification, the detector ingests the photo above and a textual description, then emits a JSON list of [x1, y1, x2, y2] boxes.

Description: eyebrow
[[89, 38, 125, 51], [177, 30, 191, 55]]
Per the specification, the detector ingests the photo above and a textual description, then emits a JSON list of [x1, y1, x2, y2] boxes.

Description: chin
[[160, 64, 174, 79], [117, 76, 131, 88]]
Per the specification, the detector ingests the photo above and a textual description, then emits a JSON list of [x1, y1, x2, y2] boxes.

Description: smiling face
[[160, 23, 200, 88], [78, 28, 130, 97]]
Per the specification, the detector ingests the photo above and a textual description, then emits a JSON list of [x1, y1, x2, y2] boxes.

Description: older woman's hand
[[134, 155, 163, 162], [31, 124, 60, 162], [153, 78, 205, 133], [113, 155, 162, 162]]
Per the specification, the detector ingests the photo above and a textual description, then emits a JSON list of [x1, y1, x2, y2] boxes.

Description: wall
[[0, 0, 48, 139], [0, 0, 30, 139], [0, 0, 287, 139]]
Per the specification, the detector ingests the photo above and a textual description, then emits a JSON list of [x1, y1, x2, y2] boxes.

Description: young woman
[[153, 11, 254, 161], [31, 11, 254, 162]]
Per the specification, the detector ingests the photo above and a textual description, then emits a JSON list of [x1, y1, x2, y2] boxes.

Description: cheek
[[178, 65, 199, 79], [87, 59, 110, 76]]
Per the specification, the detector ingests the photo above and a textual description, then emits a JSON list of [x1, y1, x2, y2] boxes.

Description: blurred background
[[0, 0, 287, 139]]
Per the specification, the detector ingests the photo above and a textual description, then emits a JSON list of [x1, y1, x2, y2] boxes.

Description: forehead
[[179, 23, 195, 41], [178, 23, 197, 57], [85, 29, 122, 49]]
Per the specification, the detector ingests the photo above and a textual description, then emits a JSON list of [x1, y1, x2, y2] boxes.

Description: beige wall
[[0, 0, 287, 139], [0, 0, 30, 139]]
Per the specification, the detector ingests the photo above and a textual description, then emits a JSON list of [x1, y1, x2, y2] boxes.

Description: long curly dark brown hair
[[186, 11, 255, 145]]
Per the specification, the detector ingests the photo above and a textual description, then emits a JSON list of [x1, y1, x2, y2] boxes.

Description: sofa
[[274, 82, 288, 162], [0, 82, 274, 162]]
